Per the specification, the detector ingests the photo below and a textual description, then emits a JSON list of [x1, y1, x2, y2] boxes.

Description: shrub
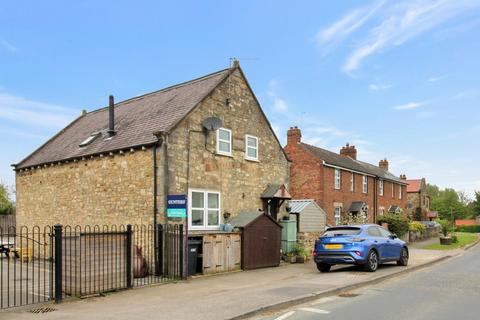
[[409, 221, 426, 233], [455, 225, 480, 233], [438, 219, 453, 237], [378, 213, 409, 237], [451, 233, 458, 243], [342, 212, 368, 225], [291, 243, 307, 256]]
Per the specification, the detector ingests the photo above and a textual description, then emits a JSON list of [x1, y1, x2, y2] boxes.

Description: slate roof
[[288, 200, 312, 214], [229, 211, 263, 228], [15, 68, 231, 169], [406, 179, 422, 193], [298, 143, 406, 184], [347, 201, 367, 213]]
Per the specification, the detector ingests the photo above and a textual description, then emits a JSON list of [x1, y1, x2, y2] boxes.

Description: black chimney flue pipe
[[108, 95, 115, 136]]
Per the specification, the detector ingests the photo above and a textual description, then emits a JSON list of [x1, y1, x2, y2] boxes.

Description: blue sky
[[1, 0, 480, 198]]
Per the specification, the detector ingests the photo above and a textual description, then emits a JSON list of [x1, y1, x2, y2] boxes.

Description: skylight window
[[79, 132, 100, 147]]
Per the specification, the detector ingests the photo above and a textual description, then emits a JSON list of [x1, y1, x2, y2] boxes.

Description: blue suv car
[[313, 224, 409, 272]]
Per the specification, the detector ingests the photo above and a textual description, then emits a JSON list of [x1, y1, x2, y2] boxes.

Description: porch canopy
[[261, 184, 291, 220]]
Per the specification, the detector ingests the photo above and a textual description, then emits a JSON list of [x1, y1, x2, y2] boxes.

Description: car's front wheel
[[397, 247, 409, 266], [364, 250, 378, 272], [316, 263, 332, 273]]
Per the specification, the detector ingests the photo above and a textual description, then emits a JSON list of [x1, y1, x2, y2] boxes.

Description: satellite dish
[[202, 117, 222, 131]]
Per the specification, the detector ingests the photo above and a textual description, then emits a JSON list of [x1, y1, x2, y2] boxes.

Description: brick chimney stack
[[379, 158, 389, 171], [340, 143, 357, 160], [400, 174, 407, 180], [287, 126, 302, 145]]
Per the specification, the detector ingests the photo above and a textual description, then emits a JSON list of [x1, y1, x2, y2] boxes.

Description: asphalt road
[[256, 243, 480, 320]]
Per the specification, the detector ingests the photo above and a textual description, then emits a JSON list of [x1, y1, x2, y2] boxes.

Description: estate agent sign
[[167, 195, 187, 218]]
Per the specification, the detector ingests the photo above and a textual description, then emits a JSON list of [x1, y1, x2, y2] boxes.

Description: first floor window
[[217, 128, 232, 156], [245, 135, 259, 161], [399, 185, 402, 199], [362, 175, 368, 194], [392, 183, 394, 198], [350, 172, 354, 192], [379, 180, 384, 196], [189, 190, 220, 229], [334, 207, 341, 225], [335, 169, 341, 190]]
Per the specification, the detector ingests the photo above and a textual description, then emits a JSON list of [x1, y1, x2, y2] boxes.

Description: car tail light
[[312, 250, 317, 256], [350, 238, 366, 242]]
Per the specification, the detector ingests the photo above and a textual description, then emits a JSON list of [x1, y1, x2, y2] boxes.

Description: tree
[[0, 183, 14, 215], [472, 191, 480, 217], [428, 185, 468, 221]]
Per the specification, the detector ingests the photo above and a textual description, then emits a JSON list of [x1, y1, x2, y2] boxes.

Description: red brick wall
[[378, 180, 407, 215], [286, 140, 408, 225]]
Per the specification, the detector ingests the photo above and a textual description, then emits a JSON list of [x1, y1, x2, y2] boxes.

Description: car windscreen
[[322, 227, 361, 237]]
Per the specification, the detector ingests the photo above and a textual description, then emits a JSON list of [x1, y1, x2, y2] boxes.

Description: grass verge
[[422, 232, 479, 250]]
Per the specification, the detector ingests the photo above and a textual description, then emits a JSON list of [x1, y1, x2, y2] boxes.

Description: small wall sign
[[167, 195, 187, 218]]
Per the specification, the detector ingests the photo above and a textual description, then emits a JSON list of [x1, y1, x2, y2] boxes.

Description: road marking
[[298, 307, 330, 314], [274, 311, 296, 320]]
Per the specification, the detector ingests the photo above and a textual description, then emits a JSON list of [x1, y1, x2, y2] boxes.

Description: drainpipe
[[374, 177, 378, 224], [152, 134, 165, 276]]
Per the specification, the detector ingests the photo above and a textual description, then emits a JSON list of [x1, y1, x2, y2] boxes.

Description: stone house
[[406, 178, 431, 220], [284, 127, 408, 226], [14, 62, 290, 231]]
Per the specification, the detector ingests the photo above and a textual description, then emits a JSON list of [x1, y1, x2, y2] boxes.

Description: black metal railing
[[1, 223, 184, 309], [0, 225, 54, 309]]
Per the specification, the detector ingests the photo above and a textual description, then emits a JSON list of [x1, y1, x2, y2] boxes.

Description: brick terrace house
[[14, 62, 290, 230], [284, 127, 408, 225], [406, 178, 431, 220]]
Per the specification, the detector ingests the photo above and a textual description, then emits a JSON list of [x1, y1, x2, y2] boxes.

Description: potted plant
[[438, 219, 453, 245], [291, 243, 307, 263], [286, 252, 297, 263]]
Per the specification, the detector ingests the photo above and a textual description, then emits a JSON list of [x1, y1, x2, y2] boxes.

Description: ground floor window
[[334, 207, 341, 225], [188, 189, 221, 230]]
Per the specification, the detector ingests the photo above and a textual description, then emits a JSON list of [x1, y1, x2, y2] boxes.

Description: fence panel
[[0, 225, 54, 309]]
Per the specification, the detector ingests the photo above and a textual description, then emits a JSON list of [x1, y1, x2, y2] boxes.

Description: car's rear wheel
[[364, 250, 378, 272], [397, 247, 409, 266], [316, 263, 332, 273]]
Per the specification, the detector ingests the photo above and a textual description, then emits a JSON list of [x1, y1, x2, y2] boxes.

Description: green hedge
[[378, 213, 409, 237], [455, 225, 480, 233]]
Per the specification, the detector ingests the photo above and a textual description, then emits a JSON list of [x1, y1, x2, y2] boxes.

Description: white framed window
[[392, 183, 394, 198], [350, 172, 354, 192], [334, 169, 341, 190], [399, 185, 402, 199], [245, 135, 259, 161], [362, 175, 368, 194], [334, 207, 341, 225], [379, 180, 384, 196], [188, 189, 221, 230], [216, 128, 232, 156]]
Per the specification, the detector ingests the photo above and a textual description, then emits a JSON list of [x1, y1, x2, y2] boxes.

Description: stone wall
[[163, 68, 290, 222], [16, 149, 159, 228], [297, 231, 323, 254]]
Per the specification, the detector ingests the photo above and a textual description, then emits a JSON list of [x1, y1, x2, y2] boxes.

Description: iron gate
[[1, 223, 184, 309]]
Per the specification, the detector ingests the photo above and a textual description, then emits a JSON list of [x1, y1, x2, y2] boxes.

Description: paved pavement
[[0, 241, 456, 320], [252, 242, 480, 320]]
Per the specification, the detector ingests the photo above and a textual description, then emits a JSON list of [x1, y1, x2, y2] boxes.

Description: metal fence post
[[179, 224, 184, 279], [157, 224, 164, 276], [54, 224, 63, 303], [126, 224, 132, 288]]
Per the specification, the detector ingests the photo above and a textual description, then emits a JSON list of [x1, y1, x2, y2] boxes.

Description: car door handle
[[374, 240, 378, 243]]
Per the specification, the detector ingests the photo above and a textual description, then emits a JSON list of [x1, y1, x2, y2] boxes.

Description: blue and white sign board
[[167, 195, 187, 218]]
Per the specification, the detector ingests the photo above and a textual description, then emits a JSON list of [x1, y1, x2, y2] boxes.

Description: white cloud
[[428, 75, 448, 82], [267, 79, 289, 113], [393, 101, 427, 110], [315, 0, 386, 46], [368, 83, 391, 91], [0, 39, 17, 53], [336, 0, 480, 73], [0, 92, 77, 128]]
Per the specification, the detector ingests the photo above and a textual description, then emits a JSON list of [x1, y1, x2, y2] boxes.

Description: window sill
[[245, 157, 260, 163], [216, 152, 233, 158]]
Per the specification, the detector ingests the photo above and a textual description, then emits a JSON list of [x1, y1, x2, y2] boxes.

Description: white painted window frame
[[362, 175, 368, 194], [379, 180, 384, 196], [216, 128, 232, 156], [399, 185, 402, 199], [334, 206, 341, 226], [188, 189, 221, 231], [334, 169, 341, 190], [245, 134, 259, 161], [350, 172, 354, 192]]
